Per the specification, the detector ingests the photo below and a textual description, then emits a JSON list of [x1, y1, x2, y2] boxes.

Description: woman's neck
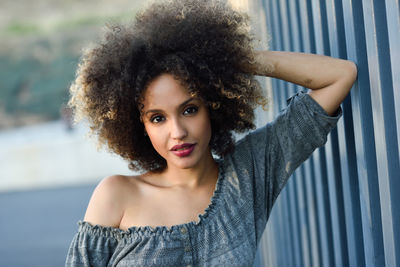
[[161, 151, 218, 189]]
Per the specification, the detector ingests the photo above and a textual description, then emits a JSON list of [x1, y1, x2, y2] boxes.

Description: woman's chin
[[167, 155, 202, 170], [170, 159, 197, 169], [166, 147, 212, 170]]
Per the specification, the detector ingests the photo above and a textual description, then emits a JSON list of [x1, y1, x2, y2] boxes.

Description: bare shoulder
[[83, 175, 139, 228]]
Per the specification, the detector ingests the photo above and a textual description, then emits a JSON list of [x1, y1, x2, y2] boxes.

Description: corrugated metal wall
[[254, 0, 400, 266]]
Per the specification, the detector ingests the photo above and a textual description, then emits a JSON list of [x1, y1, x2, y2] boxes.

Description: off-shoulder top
[[65, 91, 342, 267]]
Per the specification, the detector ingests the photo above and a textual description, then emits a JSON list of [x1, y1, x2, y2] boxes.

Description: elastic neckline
[[78, 158, 225, 237]]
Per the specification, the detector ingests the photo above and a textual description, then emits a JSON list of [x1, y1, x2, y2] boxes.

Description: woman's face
[[141, 74, 212, 170]]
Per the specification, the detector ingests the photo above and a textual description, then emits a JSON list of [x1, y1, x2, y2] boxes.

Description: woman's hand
[[247, 51, 358, 116]]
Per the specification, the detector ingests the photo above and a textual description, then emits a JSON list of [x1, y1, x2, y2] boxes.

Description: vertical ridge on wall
[[256, 0, 400, 266], [325, 1, 350, 266], [343, 0, 382, 266]]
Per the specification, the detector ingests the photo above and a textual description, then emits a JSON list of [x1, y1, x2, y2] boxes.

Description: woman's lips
[[171, 144, 196, 157]]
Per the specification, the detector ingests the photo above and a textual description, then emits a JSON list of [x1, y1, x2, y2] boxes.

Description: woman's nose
[[169, 118, 188, 140]]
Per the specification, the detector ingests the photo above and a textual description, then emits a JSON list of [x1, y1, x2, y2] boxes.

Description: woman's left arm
[[248, 51, 358, 116]]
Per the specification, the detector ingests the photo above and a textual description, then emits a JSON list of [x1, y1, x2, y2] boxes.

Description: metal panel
[[255, 0, 400, 266]]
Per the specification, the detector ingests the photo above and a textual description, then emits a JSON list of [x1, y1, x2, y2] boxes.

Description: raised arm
[[248, 51, 358, 116]]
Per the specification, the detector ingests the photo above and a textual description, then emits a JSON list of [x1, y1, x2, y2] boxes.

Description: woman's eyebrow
[[144, 97, 196, 115], [177, 97, 197, 108]]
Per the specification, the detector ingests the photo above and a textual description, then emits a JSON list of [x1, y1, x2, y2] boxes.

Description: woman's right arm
[[236, 51, 352, 218]]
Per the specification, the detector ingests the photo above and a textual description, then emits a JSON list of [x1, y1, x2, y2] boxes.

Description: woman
[[65, 0, 357, 266]]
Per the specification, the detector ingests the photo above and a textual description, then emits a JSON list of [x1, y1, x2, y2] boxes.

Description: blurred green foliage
[[0, 0, 145, 129], [0, 53, 78, 120], [6, 22, 41, 35], [1, 13, 134, 37]]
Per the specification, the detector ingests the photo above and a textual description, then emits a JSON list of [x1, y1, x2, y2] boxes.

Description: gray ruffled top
[[65, 91, 342, 266]]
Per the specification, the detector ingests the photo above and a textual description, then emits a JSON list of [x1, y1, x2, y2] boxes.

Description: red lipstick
[[170, 143, 196, 157]]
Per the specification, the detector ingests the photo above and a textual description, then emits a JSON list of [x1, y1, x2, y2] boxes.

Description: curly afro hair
[[69, 0, 267, 172]]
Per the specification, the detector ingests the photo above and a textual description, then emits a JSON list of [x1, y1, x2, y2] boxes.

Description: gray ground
[[0, 184, 95, 267]]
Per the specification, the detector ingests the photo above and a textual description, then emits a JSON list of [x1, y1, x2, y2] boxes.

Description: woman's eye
[[150, 115, 165, 123], [183, 106, 198, 115]]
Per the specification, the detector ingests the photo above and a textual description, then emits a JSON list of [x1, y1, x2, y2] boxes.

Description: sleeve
[[65, 222, 119, 267], [233, 90, 342, 218]]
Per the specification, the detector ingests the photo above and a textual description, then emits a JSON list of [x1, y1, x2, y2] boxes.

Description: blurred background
[[0, 0, 144, 266], [4, 0, 399, 266]]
